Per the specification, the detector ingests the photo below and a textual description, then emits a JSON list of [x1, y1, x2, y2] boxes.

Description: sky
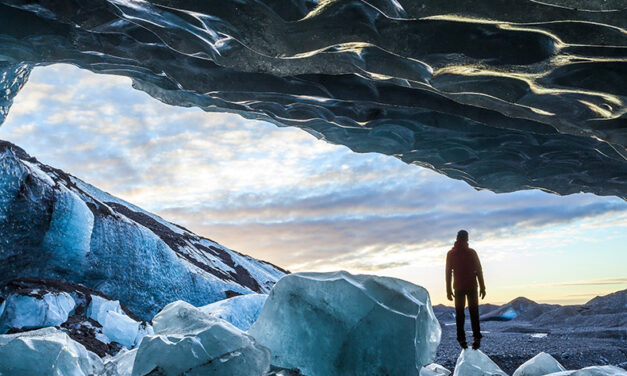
[[1, 64, 626, 306]]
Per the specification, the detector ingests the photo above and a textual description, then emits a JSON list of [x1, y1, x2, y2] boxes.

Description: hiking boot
[[472, 337, 481, 350]]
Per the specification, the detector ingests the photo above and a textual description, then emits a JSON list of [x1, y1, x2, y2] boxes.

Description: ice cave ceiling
[[0, 0, 625, 199]]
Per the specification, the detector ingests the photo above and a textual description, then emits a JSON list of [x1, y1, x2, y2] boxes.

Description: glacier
[[0, 141, 286, 320], [0, 0, 625, 199], [248, 271, 441, 376]]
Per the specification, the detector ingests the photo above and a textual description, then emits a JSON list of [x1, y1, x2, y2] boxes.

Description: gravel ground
[[435, 320, 627, 374]]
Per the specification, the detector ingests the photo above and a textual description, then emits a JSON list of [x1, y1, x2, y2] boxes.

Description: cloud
[[1, 63, 626, 278], [548, 278, 627, 287]]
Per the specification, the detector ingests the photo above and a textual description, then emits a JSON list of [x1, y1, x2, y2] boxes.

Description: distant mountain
[[0, 141, 286, 319], [533, 290, 627, 334], [433, 303, 498, 324], [434, 290, 627, 340], [481, 297, 559, 322]]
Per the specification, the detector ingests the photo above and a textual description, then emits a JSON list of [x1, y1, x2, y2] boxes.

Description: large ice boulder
[[545, 366, 627, 376], [0, 327, 103, 376], [132, 300, 270, 376], [453, 349, 508, 376], [0, 292, 75, 333], [421, 363, 452, 376], [87, 295, 153, 348], [513, 352, 566, 376], [248, 271, 441, 376], [200, 293, 267, 331]]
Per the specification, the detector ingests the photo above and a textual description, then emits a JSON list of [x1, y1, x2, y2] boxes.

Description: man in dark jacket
[[446, 229, 486, 350]]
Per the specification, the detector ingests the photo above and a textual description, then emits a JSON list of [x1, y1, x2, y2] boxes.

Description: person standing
[[446, 230, 486, 349]]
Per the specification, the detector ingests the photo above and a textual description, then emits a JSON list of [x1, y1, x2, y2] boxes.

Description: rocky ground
[[435, 319, 627, 374]]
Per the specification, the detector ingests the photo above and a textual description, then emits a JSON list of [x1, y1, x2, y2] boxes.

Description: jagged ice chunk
[[513, 352, 566, 376], [0, 327, 103, 376], [132, 301, 270, 376], [248, 271, 441, 376], [200, 293, 267, 331], [453, 349, 508, 376]]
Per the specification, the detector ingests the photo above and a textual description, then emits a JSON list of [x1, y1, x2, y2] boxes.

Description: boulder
[[132, 301, 270, 376], [200, 293, 267, 331], [0, 327, 103, 376], [453, 349, 508, 376], [248, 271, 441, 376], [513, 352, 566, 376]]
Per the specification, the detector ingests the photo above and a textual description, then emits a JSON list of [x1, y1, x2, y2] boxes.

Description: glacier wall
[[0, 0, 624, 199], [0, 141, 286, 319]]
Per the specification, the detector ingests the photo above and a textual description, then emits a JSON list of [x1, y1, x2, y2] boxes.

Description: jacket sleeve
[[445, 252, 453, 295], [473, 250, 486, 291]]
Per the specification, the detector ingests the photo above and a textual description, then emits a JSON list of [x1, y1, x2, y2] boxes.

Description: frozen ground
[[435, 312, 627, 374]]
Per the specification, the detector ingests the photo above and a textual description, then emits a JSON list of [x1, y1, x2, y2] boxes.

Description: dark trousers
[[455, 289, 481, 342]]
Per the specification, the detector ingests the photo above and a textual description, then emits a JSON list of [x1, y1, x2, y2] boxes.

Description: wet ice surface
[[132, 300, 270, 376], [200, 293, 268, 331], [87, 296, 154, 349], [513, 352, 566, 376], [0, 0, 625, 199], [453, 349, 508, 376], [0, 327, 104, 376], [0, 292, 75, 332], [248, 271, 441, 376]]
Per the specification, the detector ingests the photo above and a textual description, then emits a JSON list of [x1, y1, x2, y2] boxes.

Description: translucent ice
[[248, 271, 441, 376], [200, 293, 267, 331], [545, 366, 627, 376], [87, 295, 153, 348], [103, 348, 137, 376], [2, 1, 627, 199], [453, 349, 508, 376], [132, 301, 270, 376], [0, 327, 103, 376], [421, 363, 452, 376], [513, 352, 566, 376], [0, 292, 75, 333]]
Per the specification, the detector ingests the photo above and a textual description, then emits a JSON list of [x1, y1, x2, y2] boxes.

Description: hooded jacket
[[446, 241, 486, 293]]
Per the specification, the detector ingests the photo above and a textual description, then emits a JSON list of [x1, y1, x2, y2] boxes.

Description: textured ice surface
[[248, 271, 441, 376], [0, 0, 625, 199], [102, 348, 137, 376], [0, 142, 285, 319], [87, 295, 153, 348], [513, 352, 566, 376], [453, 349, 508, 376], [545, 366, 627, 376], [0, 292, 75, 333], [421, 363, 452, 376], [132, 300, 270, 376], [0, 327, 103, 376], [200, 293, 267, 331]]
